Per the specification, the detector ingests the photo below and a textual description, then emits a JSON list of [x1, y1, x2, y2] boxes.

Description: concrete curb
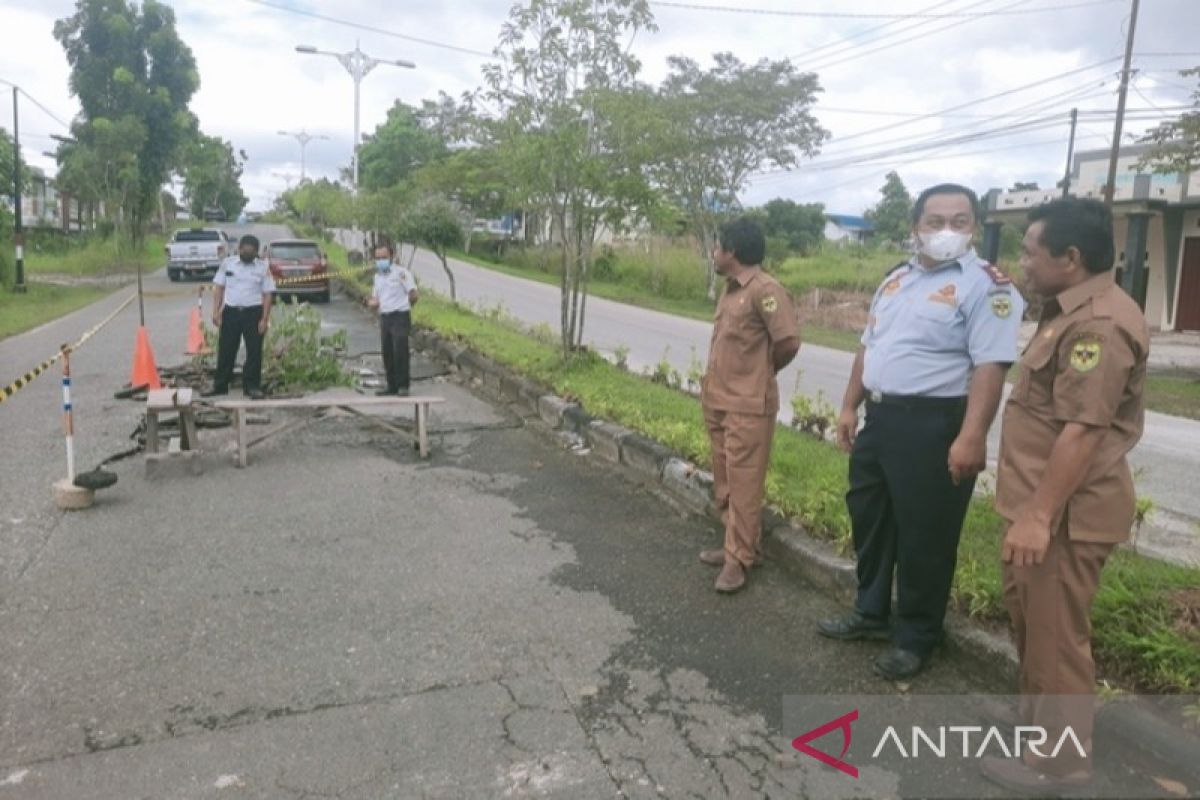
[[344, 282, 1200, 781]]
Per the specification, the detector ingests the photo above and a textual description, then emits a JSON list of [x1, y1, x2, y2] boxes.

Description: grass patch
[[409, 291, 1200, 693], [0, 282, 114, 340], [24, 234, 168, 277], [1144, 373, 1200, 421]]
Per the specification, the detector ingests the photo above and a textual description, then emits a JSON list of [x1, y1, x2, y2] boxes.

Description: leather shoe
[[699, 549, 726, 566], [873, 647, 928, 681], [714, 560, 745, 593], [200, 386, 228, 398], [980, 756, 1092, 796], [245, 388, 265, 400], [816, 612, 890, 641]]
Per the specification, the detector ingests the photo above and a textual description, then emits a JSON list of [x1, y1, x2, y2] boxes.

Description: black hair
[[239, 234, 260, 249], [1026, 197, 1115, 274], [911, 184, 980, 225], [374, 242, 394, 257], [718, 217, 766, 266]]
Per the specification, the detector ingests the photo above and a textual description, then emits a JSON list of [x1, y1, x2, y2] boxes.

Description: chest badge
[[882, 278, 902, 296], [990, 294, 1013, 319], [761, 295, 778, 314], [1069, 339, 1103, 372], [928, 283, 958, 306]]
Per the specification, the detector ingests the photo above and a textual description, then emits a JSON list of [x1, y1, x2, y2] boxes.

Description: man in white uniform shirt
[[203, 234, 275, 399], [367, 244, 418, 396]]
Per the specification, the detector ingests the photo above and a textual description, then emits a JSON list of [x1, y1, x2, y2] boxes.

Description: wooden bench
[[146, 388, 199, 453], [213, 395, 446, 467]]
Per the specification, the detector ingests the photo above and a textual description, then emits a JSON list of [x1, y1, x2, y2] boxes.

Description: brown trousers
[[703, 406, 775, 568], [1002, 519, 1114, 776]]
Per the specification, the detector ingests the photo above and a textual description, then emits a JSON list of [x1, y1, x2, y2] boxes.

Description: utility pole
[[12, 86, 26, 293], [277, 129, 330, 182], [1062, 107, 1079, 199], [1103, 0, 1141, 207]]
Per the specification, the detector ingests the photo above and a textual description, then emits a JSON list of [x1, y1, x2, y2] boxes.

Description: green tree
[[280, 179, 353, 233], [758, 198, 826, 256], [54, 0, 199, 246], [480, 0, 657, 357], [633, 53, 827, 298], [357, 101, 448, 192], [1137, 66, 1200, 175], [178, 130, 248, 219], [412, 146, 511, 253], [864, 171, 912, 244], [399, 196, 466, 302], [54, 115, 145, 234]]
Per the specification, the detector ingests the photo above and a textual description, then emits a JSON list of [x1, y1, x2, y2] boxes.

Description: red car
[[262, 239, 331, 303]]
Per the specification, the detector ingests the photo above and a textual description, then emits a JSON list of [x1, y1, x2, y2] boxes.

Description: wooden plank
[[214, 396, 444, 411], [340, 405, 411, 438], [417, 403, 429, 459], [145, 411, 160, 454], [180, 410, 198, 451], [244, 412, 321, 454], [235, 408, 247, 468]]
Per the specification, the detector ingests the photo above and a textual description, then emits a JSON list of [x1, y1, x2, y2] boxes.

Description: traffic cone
[[130, 326, 162, 390], [185, 307, 209, 355]]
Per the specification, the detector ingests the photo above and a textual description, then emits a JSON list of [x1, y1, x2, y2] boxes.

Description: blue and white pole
[[61, 346, 75, 482]]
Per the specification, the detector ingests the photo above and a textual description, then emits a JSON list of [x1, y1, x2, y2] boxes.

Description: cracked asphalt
[[0, 235, 1184, 798]]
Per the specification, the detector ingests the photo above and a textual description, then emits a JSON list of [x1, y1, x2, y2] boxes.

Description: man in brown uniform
[[983, 198, 1149, 794], [699, 217, 800, 593]]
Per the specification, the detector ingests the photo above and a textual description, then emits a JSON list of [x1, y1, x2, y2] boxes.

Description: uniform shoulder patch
[[979, 261, 1012, 286], [1068, 337, 1103, 373], [990, 294, 1013, 319], [761, 295, 778, 314]]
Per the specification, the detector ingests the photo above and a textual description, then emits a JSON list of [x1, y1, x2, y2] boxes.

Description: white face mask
[[918, 228, 972, 263]]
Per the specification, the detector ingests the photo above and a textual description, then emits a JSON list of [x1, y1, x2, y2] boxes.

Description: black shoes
[[816, 612, 891, 642], [873, 647, 929, 681], [200, 386, 228, 398]]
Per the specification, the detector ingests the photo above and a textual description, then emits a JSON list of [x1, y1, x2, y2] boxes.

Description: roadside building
[[823, 213, 874, 245]]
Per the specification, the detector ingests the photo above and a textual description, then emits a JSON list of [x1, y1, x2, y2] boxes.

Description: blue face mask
[[375, 259, 391, 272]]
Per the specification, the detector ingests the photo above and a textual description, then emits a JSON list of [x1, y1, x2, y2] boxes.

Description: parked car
[[263, 238, 330, 303], [166, 228, 231, 282]]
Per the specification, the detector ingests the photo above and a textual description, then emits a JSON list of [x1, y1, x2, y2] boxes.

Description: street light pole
[[1103, 0, 1141, 207], [294, 41, 415, 195], [12, 86, 26, 293], [277, 129, 330, 183]]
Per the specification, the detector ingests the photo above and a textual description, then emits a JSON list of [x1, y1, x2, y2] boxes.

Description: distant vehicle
[[166, 228, 231, 282], [244, 211, 263, 223], [263, 238, 330, 303], [202, 206, 227, 222]]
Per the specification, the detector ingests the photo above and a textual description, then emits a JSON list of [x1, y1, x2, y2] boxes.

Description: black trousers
[[380, 310, 411, 391], [847, 397, 975, 656], [214, 305, 264, 392]]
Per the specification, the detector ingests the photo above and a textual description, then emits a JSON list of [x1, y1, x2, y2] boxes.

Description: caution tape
[[0, 291, 138, 406], [272, 265, 373, 288]]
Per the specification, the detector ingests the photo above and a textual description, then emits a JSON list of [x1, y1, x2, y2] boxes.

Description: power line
[[651, 0, 1118, 19], [19, 89, 72, 131], [243, 0, 495, 58]]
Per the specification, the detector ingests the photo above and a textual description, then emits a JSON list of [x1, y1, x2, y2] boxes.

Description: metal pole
[[1103, 0, 1140, 207], [61, 347, 75, 481], [13, 86, 26, 293], [300, 137, 307, 182], [352, 62, 362, 193], [136, 262, 145, 326], [1063, 108, 1078, 199]]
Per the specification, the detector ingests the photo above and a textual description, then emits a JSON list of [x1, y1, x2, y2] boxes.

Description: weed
[[613, 344, 630, 371]]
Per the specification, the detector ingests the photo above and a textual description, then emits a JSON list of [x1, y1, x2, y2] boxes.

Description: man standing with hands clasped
[[818, 184, 1023, 680], [981, 198, 1148, 794], [698, 217, 799, 594], [367, 244, 418, 396], [203, 234, 275, 400]]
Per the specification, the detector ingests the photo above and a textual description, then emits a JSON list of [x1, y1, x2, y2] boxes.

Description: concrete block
[[661, 458, 714, 514], [53, 478, 94, 511], [455, 350, 489, 378], [482, 367, 504, 393], [764, 524, 857, 599], [620, 434, 672, 480], [145, 450, 205, 481], [501, 374, 543, 410], [586, 421, 632, 464], [537, 395, 577, 429]]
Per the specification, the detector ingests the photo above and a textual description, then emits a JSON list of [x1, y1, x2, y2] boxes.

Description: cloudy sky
[[3, 0, 1198, 216]]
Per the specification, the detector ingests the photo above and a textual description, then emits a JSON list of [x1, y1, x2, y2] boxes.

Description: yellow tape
[[272, 265, 373, 288], [0, 291, 138, 406]]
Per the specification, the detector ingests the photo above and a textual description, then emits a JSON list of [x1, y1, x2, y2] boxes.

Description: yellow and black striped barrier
[[272, 265, 373, 288], [0, 291, 138, 406]]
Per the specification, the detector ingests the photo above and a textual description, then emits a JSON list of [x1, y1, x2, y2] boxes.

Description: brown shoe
[[699, 549, 726, 567], [980, 756, 1092, 796], [715, 560, 746, 593]]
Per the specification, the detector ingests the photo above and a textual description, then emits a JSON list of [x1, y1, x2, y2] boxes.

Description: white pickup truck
[[166, 228, 232, 282]]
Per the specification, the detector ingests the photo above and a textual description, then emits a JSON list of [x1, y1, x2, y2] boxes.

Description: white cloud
[[2, 0, 1197, 214]]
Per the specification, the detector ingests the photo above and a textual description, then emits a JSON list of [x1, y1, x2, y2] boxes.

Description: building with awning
[[981, 143, 1200, 332]]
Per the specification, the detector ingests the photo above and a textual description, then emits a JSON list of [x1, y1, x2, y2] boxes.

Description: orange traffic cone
[[130, 326, 162, 390], [185, 307, 210, 355]]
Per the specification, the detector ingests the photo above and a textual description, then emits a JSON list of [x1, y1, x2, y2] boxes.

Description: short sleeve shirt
[[701, 269, 799, 416], [373, 266, 417, 313], [995, 272, 1149, 543], [213, 257, 275, 307], [861, 249, 1024, 397]]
